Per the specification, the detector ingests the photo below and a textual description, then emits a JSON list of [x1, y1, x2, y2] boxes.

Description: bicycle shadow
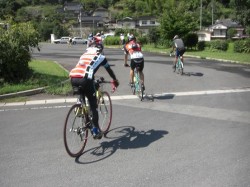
[[183, 72, 204, 76], [75, 126, 168, 164], [152, 94, 175, 100]]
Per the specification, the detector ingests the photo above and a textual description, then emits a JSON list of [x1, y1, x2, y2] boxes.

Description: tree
[[0, 21, 40, 83], [160, 1, 198, 41]]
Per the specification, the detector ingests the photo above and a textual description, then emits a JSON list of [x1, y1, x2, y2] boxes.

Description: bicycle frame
[[171, 52, 184, 75], [133, 67, 144, 101]]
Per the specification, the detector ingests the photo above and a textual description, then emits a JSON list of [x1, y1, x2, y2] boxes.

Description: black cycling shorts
[[130, 58, 144, 71]]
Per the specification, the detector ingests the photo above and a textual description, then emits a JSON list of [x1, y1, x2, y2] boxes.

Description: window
[[141, 20, 147, 25], [150, 20, 155, 25]]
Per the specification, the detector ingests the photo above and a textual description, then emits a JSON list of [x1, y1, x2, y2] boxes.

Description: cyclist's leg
[[180, 49, 185, 64], [173, 49, 178, 69], [130, 59, 135, 84], [85, 80, 98, 128], [138, 58, 144, 85]]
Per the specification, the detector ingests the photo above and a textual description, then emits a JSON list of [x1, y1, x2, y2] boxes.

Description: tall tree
[[160, 1, 198, 40]]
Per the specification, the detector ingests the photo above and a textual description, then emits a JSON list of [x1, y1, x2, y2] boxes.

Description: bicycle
[[170, 51, 184, 75], [130, 66, 144, 101], [63, 77, 115, 157]]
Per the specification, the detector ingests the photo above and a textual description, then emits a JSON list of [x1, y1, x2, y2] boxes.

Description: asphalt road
[[0, 43, 250, 187]]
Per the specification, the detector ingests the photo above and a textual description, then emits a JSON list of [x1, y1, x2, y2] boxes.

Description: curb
[[0, 87, 45, 100]]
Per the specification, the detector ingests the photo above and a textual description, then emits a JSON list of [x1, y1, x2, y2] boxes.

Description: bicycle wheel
[[180, 61, 184, 75], [134, 72, 143, 101], [178, 58, 184, 75], [64, 104, 88, 157], [138, 80, 144, 101], [98, 91, 112, 134]]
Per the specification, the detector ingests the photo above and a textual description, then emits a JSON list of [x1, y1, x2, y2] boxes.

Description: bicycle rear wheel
[[134, 73, 144, 101], [64, 104, 88, 157], [98, 91, 112, 134], [178, 58, 184, 75]]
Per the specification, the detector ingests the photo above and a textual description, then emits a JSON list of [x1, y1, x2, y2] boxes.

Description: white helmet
[[173, 35, 179, 40], [85, 46, 101, 54]]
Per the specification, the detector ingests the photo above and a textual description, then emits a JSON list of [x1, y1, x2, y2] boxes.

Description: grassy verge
[[0, 60, 71, 101], [109, 44, 250, 64], [141, 44, 250, 64]]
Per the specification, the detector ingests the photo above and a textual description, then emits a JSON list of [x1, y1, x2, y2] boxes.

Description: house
[[63, 2, 82, 13], [209, 19, 244, 39], [116, 17, 136, 29], [197, 30, 212, 41], [115, 16, 160, 33], [137, 16, 160, 34]]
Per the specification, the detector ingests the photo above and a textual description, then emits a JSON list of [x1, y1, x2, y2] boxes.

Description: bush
[[209, 40, 228, 51], [184, 33, 198, 49], [234, 39, 250, 53], [0, 22, 40, 83], [197, 41, 206, 51], [104, 36, 120, 45], [137, 36, 148, 45]]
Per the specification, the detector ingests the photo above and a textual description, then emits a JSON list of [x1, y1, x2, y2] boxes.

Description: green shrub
[[234, 39, 250, 53], [197, 41, 206, 51], [184, 33, 198, 49], [104, 36, 120, 45], [137, 36, 148, 45], [0, 22, 40, 83], [210, 40, 228, 51]]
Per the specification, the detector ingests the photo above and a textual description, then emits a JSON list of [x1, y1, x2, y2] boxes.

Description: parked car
[[53, 37, 71, 44], [72, 37, 88, 45]]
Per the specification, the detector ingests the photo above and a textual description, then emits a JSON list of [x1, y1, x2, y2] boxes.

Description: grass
[[0, 60, 71, 101], [141, 44, 250, 64]]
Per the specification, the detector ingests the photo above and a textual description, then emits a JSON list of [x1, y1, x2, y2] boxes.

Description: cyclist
[[87, 33, 93, 47], [69, 45, 119, 139], [91, 33, 104, 53], [120, 33, 125, 50], [124, 35, 145, 90], [171, 35, 185, 70]]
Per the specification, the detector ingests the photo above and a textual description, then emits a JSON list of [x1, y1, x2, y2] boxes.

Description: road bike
[[63, 77, 114, 157], [130, 66, 144, 101], [170, 51, 184, 75]]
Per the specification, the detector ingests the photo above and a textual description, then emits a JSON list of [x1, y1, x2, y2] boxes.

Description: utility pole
[[211, 0, 214, 25], [200, 0, 202, 30]]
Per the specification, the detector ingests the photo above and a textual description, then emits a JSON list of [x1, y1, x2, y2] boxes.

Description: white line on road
[[1, 87, 250, 107]]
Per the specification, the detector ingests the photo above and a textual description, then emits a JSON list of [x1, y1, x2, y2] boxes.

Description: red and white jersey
[[69, 47, 106, 79]]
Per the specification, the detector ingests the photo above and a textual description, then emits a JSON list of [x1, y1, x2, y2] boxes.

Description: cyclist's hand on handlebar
[[112, 80, 119, 87], [111, 79, 119, 92]]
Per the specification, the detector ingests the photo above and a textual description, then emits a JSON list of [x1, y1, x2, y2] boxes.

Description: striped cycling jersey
[[69, 49, 108, 79]]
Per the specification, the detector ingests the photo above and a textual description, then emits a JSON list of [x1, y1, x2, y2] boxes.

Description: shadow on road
[[187, 72, 204, 76], [153, 94, 175, 100], [75, 126, 168, 164]]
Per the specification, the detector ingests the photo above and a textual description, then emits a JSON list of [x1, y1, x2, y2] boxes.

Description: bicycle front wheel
[[135, 74, 144, 101], [63, 104, 88, 157], [98, 91, 112, 134]]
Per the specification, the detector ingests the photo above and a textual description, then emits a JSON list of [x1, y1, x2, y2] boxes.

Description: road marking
[[1, 87, 250, 107], [1, 87, 250, 124]]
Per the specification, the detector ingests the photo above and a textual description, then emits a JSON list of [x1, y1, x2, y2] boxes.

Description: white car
[[53, 37, 71, 44], [72, 37, 88, 45]]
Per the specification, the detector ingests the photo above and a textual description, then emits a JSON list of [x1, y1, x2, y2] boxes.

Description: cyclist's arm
[[105, 65, 117, 81]]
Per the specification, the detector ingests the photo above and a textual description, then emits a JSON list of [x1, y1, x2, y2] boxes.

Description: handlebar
[[95, 77, 118, 93]]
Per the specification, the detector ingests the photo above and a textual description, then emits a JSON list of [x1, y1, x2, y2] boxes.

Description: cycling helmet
[[128, 35, 136, 41], [85, 46, 101, 55], [173, 35, 179, 40], [132, 43, 138, 49], [95, 44, 103, 53], [96, 32, 101, 36]]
